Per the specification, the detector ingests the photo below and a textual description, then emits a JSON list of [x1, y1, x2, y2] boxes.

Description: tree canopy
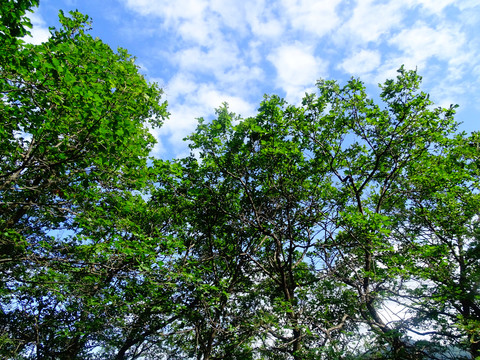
[[1, 4, 168, 358], [1, 2, 479, 359]]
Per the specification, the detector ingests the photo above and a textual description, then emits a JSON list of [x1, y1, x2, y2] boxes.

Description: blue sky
[[27, 0, 480, 158]]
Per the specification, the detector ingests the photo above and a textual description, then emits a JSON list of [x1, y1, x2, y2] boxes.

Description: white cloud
[[156, 105, 202, 158], [281, 0, 342, 37], [173, 42, 240, 75], [124, 0, 249, 44], [222, 65, 265, 92], [122, 0, 272, 156], [209, 0, 250, 33], [118, 0, 480, 155], [247, 40, 264, 64], [124, 0, 209, 20], [411, 0, 456, 14], [337, 0, 407, 45], [368, 20, 474, 89], [123, 0, 216, 45], [177, 16, 213, 44], [268, 43, 327, 102], [165, 73, 198, 101], [155, 73, 258, 157], [340, 49, 381, 76], [251, 19, 284, 38], [247, 3, 285, 39], [24, 12, 50, 45], [171, 45, 264, 97], [156, 99, 255, 157], [389, 23, 467, 66]]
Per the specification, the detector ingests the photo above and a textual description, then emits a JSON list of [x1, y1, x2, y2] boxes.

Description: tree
[[181, 103, 357, 359], [151, 101, 360, 359], [0, 8, 166, 244], [0, 0, 39, 46], [0, 5, 168, 358], [2, 4, 478, 357], [298, 67, 466, 358], [151, 68, 477, 359], [386, 130, 480, 357]]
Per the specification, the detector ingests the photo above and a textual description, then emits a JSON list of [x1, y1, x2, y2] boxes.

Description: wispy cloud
[[23, 12, 50, 45], [411, 0, 457, 14], [31, 0, 480, 155], [268, 43, 328, 102], [281, 0, 342, 37], [340, 49, 381, 76], [389, 23, 467, 67], [336, 0, 407, 45]]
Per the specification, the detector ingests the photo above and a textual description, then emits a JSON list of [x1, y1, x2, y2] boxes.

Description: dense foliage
[[1, 2, 479, 359], [0, 3, 168, 358]]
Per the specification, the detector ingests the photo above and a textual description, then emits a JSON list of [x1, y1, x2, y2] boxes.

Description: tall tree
[[154, 102, 361, 359], [2, 4, 477, 357], [0, 6, 168, 358], [387, 130, 480, 358], [297, 67, 463, 358], [155, 68, 477, 359]]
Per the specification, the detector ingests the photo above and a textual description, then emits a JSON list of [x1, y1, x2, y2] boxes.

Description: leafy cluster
[[1, 2, 479, 359]]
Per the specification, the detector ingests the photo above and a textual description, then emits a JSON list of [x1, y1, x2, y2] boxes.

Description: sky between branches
[[27, 0, 480, 158]]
